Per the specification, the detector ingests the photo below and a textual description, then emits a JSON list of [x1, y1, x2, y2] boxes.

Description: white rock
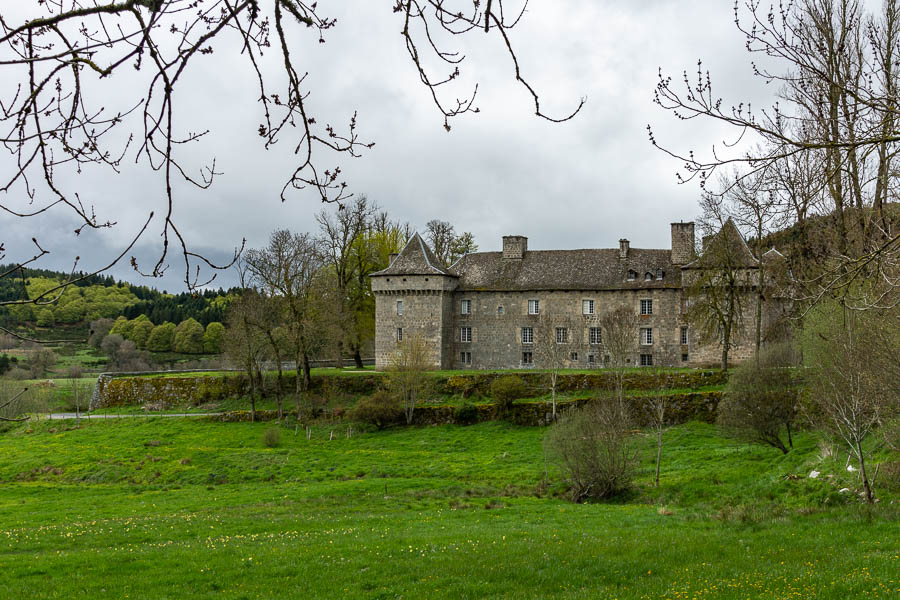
[[809, 470, 820, 479], [847, 464, 857, 472], [838, 488, 851, 493]]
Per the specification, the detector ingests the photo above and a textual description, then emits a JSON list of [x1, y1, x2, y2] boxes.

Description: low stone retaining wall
[[91, 369, 727, 410]]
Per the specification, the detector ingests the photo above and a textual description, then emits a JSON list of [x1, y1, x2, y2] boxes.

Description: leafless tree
[[644, 368, 675, 487], [533, 312, 579, 420], [224, 290, 267, 421], [425, 220, 457, 267], [719, 342, 800, 454], [0, 1, 582, 296], [545, 398, 638, 502], [245, 229, 328, 418], [683, 217, 755, 371], [316, 196, 376, 367], [803, 303, 898, 503], [652, 0, 900, 309], [599, 307, 639, 403], [388, 332, 432, 425]]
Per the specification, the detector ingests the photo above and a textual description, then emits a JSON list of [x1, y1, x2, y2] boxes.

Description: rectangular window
[[460, 351, 472, 365], [588, 354, 595, 364], [640, 327, 653, 345], [682, 353, 689, 362], [570, 352, 578, 361], [528, 299, 540, 315], [460, 327, 472, 343], [397, 300, 403, 316], [680, 326, 689, 346], [589, 327, 602, 345], [640, 354, 654, 366], [397, 328, 403, 342], [582, 299, 594, 315], [556, 327, 568, 344], [521, 327, 533, 344], [640, 299, 653, 315], [497, 306, 504, 316], [522, 351, 533, 365], [461, 299, 472, 315]]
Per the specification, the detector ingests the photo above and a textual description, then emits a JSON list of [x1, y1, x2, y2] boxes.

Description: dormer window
[[644, 272, 653, 281], [656, 269, 664, 280], [627, 270, 637, 281]]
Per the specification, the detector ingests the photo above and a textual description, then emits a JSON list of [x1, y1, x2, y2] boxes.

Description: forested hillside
[[0, 265, 235, 330]]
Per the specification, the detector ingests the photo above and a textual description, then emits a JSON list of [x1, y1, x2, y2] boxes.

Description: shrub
[[490, 375, 527, 410], [453, 402, 478, 425], [447, 375, 476, 398], [7, 367, 31, 381], [453, 402, 480, 425], [351, 391, 403, 429], [262, 426, 281, 448], [544, 399, 638, 502]]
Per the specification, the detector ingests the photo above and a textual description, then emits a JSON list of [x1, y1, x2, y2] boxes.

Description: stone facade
[[371, 221, 777, 370]]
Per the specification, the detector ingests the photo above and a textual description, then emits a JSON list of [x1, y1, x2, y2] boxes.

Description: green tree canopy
[[146, 322, 177, 352], [203, 322, 226, 354], [174, 318, 205, 354]]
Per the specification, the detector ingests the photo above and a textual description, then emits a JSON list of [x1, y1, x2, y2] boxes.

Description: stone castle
[[370, 221, 778, 370]]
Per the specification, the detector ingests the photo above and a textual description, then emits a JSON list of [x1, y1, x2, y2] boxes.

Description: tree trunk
[[336, 340, 344, 369], [294, 347, 304, 421], [856, 440, 875, 504], [302, 353, 312, 390], [353, 345, 363, 369], [550, 373, 557, 420], [247, 358, 257, 422], [655, 427, 662, 487]]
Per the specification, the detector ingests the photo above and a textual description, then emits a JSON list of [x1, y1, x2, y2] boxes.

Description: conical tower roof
[[371, 232, 454, 277]]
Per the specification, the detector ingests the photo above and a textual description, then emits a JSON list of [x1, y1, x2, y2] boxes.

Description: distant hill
[[0, 265, 237, 330]]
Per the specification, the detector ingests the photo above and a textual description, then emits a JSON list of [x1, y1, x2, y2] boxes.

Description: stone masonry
[[371, 221, 776, 370]]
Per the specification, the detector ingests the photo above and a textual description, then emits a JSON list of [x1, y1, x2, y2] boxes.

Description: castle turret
[[369, 233, 458, 369]]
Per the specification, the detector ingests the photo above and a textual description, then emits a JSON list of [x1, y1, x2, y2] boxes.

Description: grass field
[[0, 418, 897, 599]]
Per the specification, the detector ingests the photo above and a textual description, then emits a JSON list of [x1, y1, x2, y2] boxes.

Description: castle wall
[[372, 274, 457, 369], [447, 288, 693, 369]]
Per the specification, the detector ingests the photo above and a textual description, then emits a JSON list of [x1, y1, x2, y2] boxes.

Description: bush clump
[[351, 391, 403, 429], [453, 402, 480, 425], [262, 426, 281, 448], [490, 375, 527, 410], [545, 399, 637, 502]]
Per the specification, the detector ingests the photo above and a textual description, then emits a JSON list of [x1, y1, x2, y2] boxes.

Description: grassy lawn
[[0, 418, 896, 599]]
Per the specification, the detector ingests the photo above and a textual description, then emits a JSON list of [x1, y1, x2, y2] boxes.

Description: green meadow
[[0, 418, 897, 599]]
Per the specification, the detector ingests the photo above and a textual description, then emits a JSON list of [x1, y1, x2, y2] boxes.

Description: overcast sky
[[1, 1, 791, 291]]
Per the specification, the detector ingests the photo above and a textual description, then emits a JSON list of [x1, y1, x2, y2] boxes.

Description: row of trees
[[226, 198, 476, 420], [95, 316, 226, 355]]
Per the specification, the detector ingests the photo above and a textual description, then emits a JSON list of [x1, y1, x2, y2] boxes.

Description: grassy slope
[[0, 419, 896, 599]]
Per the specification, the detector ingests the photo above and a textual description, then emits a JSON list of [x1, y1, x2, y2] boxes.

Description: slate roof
[[449, 247, 680, 291], [684, 219, 759, 269], [371, 232, 453, 277]]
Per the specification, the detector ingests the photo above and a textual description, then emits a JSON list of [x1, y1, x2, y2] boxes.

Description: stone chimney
[[670, 221, 695, 265], [619, 239, 630, 259], [502, 235, 528, 260]]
